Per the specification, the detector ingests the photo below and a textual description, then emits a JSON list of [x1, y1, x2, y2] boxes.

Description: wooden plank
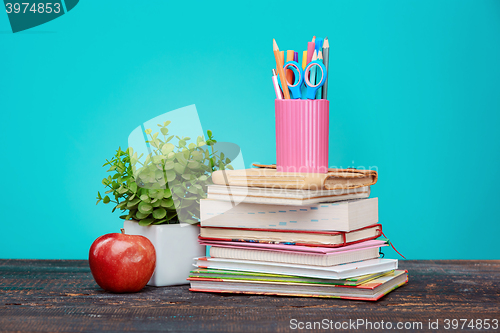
[[0, 260, 499, 332]]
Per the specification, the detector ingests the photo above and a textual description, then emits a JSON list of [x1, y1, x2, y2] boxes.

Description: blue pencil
[[316, 50, 323, 99]]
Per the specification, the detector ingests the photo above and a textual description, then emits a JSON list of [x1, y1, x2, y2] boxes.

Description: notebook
[[194, 257, 398, 280], [189, 270, 407, 301], [199, 224, 382, 247], [206, 241, 388, 266], [201, 197, 378, 232], [212, 165, 378, 190], [207, 184, 370, 206], [189, 268, 395, 286]]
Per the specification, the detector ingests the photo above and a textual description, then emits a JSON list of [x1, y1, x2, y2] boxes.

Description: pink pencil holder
[[275, 99, 329, 174]]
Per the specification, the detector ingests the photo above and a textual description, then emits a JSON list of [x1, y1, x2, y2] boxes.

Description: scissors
[[283, 60, 327, 99]]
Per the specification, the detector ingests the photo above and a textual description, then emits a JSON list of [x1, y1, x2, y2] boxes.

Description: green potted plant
[[97, 121, 232, 286]]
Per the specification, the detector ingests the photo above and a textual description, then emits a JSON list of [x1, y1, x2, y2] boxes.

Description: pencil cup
[[275, 99, 329, 174]]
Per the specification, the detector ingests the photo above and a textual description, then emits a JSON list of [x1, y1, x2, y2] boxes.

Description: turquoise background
[[1, 0, 499, 260]]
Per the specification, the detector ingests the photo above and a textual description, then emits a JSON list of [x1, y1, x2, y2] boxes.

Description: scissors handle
[[283, 61, 304, 99], [304, 61, 327, 99]]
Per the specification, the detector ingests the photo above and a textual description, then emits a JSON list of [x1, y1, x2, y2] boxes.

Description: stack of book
[[189, 168, 407, 301]]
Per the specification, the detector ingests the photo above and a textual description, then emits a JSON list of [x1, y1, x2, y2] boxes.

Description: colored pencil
[[322, 37, 329, 99], [273, 39, 290, 99], [309, 49, 318, 98], [294, 52, 298, 62], [302, 51, 307, 70], [312, 36, 316, 43], [316, 50, 323, 99], [286, 50, 295, 85], [306, 42, 315, 64], [315, 38, 323, 54]]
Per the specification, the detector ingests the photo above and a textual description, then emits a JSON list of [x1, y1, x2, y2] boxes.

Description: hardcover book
[[199, 224, 382, 247], [207, 184, 370, 206], [201, 197, 378, 232]]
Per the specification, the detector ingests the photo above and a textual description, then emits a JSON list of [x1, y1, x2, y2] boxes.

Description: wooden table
[[0, 260, 499, 332]]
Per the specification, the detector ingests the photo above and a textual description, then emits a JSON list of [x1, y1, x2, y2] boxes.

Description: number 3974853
[[5, 3, 61, 14]]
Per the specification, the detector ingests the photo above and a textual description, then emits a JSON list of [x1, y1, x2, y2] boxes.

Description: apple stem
[[120, 228, 125, 234]]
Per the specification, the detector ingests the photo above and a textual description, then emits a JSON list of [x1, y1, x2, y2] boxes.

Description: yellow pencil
[[273, 39, 290, 99], [302, 51, 307, 70]]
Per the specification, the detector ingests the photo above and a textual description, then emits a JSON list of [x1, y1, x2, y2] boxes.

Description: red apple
[[89, 229, 156, 293]]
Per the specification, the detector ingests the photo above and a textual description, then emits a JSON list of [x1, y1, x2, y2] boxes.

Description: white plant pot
[[123, 220, 205, 287]]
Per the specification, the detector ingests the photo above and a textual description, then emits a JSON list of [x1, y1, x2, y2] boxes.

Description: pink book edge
[[199, 239, 388, 255]]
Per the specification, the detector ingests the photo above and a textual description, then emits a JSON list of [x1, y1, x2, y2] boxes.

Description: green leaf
[[138, 201, 153, 214], [103, 196, 110, 204], [163, 188, 172, 198], [163, 120, 171, 127], [96, 199, 101, 205], [160, 127, 169, 135], [129, 182, 137, 193], [161, 143, 175, 155], [165, 170, 176, 182], [187, 161, 200, 169], [187, 186, 199, 194], [173, 163, 185, 175], [191, 151, 203, 160], [153, 208, 167, 219], [164, 160, 175, 170], [166, 135, 174, 143], [140, 194, 150, 202], [127, 197, 141, 208], [116, 202, 127, 209], [135, 211, 149, 219], [138, 218, 154, 226], [97, 192, 102, 199], [126, 211, 135, 220], [148, 189, 158, 198], [172, 186, 185, 197], [207, 130, 213, 138], [161, 197, 174, 208], [182, 174, 194, 181]]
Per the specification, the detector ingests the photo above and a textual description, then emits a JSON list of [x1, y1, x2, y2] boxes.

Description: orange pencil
[[302, 50, 307, 70], [273, 39, 290, 99], [286, 50, 294, 84], [276, 51, 284, 76]]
